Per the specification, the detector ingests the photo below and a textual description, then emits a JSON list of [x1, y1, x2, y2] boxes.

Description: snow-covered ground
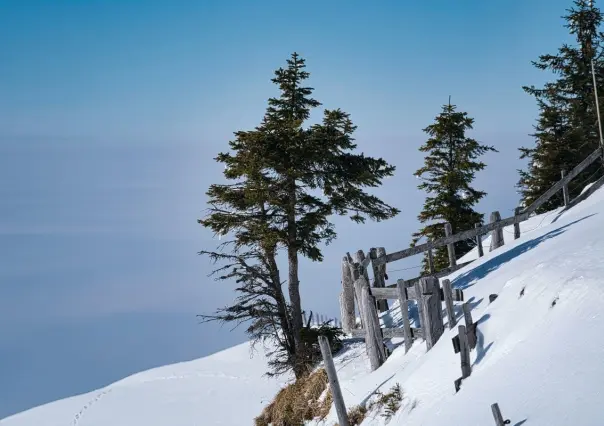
[[3, 187, 604, 425]]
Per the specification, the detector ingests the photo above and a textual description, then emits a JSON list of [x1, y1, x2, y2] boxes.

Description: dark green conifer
[[199, 53, 399, 377], [519, 0, 604, 211], [412, 101, 496, 272]]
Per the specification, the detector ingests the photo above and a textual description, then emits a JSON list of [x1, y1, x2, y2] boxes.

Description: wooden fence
[[338, 146, 604, 372]]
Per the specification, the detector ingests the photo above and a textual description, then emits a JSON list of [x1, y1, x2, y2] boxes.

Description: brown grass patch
[[255, 368, 333, 426]]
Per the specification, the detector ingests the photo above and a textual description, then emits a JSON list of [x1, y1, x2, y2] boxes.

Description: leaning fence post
[[513, 207, 521, 240], [442, 279, 457, 329], [489, 211, 504, 251], [475, 223, 484, 258], [561, 170, 570, 207], [360, 280, 385, 370], [458, 324, 471, 379], [340, 256, 356, 332], [491, 403, 507, 426], [369, 247, 389, 312], [444, 223, 457, 267], [318, 336, 350, 426], [396, 279, 413, 353]]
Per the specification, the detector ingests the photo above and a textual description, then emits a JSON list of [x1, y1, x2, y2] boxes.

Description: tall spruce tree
[[519, 0, 604, 211], [199, 53, 399, 378], [411, 101, 496, 272]]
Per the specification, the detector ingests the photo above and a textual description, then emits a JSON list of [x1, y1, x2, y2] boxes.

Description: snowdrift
[[3, 186, 604, 425]]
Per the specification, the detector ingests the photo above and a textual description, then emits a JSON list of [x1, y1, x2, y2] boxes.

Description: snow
[[0, 343, 290, 426], [4, 186, 604, 425]]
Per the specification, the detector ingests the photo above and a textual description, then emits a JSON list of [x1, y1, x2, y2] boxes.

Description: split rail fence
[[338, 146, 604, 372]]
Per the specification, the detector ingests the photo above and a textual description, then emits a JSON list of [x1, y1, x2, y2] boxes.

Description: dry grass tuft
[[255, 368, 333, 425], [347, 405, 368, 425]]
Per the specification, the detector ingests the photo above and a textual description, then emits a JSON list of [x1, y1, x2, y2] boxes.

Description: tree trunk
[[266, 248, 295, 358], [286, 177, 304, 377]]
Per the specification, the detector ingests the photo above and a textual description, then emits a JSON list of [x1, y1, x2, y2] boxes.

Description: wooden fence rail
[[339, 146, 604, 374], [374, 145, 603, 266]]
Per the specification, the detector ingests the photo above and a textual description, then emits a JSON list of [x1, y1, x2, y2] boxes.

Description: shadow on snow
[[452, 214, 596, 291]]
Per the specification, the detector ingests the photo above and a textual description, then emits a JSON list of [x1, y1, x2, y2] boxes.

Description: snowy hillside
[[4, 186, 604, 425], [0, 343, 290, 426]]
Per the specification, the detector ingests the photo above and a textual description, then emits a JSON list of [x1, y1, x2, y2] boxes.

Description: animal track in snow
[[72, 388, 112, 425]]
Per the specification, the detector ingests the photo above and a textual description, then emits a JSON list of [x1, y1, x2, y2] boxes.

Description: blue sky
[[0, 0, 575, 418]]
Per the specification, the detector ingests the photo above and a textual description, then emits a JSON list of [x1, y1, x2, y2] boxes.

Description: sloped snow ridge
[[3, 187, 604, 425]]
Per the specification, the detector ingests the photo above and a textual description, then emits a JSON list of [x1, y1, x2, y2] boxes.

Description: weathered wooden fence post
[[444, 223, 457, 267], [396, 279, 414, 352], [347, 253, 364, 328], [340, 256, 356, 332], [427, 246, 435, 274], [318, 336, 350, 426], [513, 207, 521, 240], [489, 211, 504, 251], [458, 324, 471, 379], [413, 280, 427, 343], [442, 279, 457, 329], [360, 278, 385, 370], [490, 403, 508, 426], [419, 277, 444, 350], [355, 250, 370, 283], [561, 169, 570, 206], [475, 223, 484, 258], [462, 302, 476, 349], [370, 247, 389, 312]]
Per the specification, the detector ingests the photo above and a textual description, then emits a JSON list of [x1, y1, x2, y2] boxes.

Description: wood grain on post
[[419, 277, 444, 350], [491, 403, 506, 426], [475, 223, 484, 258], [458, 325, 471, 379], [561, 169, 570, 206], [444, 223, 457, 267], [360, 283, 385, 370], [355, 250, 370, 282], [396, 279, 413, 352], [414, 280, 427, 345], [427, 246, 435, 274], [462, 302, 476, 349], [442, 279, 457, 329], [370, 247, 389, 312], [513, 207, 521, 240], [430, 278, 445, 344], [348, 256, 364, 328], [318, 336, 350, 426], [489, 211, 504, 251], [340, 257, 356, 332]]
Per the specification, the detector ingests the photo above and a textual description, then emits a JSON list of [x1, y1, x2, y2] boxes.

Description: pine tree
[[518, 0, 604, 211], [199, 53, 399, 378], [198, 129, 298, 376], [411, 101, 497, 272]]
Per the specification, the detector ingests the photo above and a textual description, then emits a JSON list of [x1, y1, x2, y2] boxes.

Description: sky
[[0, 0, 577, 419]]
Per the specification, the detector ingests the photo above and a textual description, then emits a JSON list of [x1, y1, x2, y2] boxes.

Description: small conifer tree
[[412, 101, 496, 272]]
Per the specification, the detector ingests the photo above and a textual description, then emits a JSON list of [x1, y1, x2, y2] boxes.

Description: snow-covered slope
[[4, 187, 604, 426], [0, 342, 290, 425]]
